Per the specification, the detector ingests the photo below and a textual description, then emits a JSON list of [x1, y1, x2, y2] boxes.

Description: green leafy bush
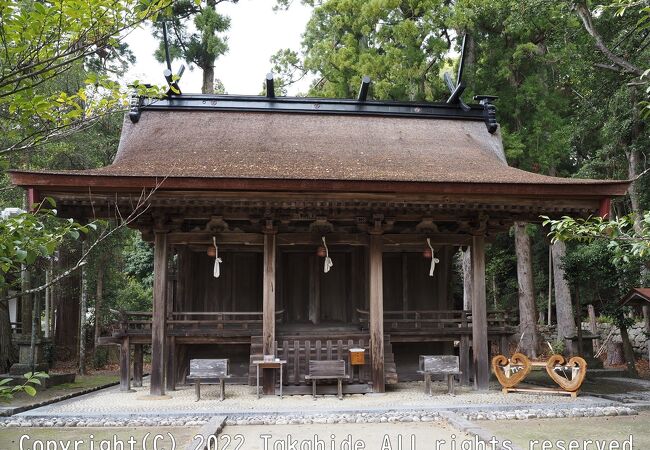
[[0, 372, 49, 403]]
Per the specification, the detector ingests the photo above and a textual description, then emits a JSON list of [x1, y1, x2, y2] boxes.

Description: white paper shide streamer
[[322, 236, 333, 273], [212, 236, 223, 278], [426, 238, 439, 277]]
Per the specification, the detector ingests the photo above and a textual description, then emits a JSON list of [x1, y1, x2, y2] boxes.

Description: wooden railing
[[109, 309, 284, 336], [169, 310, 284, 330], [356, 309, 515, 331]]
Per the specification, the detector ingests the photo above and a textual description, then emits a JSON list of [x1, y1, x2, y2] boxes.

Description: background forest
[[0, 0, 648, 374]]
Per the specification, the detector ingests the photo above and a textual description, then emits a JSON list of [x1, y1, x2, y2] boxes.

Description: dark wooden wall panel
[[319, 251, 350, 322], [282, 252, 310, 322], [382, 254, 404, 311], [176, 249, 263, 313], [406, 253, 438, 310]]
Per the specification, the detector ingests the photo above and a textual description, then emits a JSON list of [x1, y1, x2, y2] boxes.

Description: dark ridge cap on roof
[[134, 93, 488, 121]]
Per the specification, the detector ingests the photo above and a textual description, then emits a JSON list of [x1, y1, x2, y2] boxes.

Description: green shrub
[[0, 372, 49, 402]]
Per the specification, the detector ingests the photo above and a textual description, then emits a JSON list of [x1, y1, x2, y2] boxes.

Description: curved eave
[[9, 171, 631, 198]]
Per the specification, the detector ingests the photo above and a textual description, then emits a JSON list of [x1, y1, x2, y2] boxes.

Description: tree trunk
[[94, 262, 104, 345], [20, 264, 32, 336], [606, 341, 625, 366], [514, 222, 539, 358], [551, 241, 576, 351], [30, 292, 40, 371], [78, 240, 88, 375], [44, 263, 51, 338], [462, 248, 472, 311], [588, 304, 600, 353], [0, 291, 15, 373], [202, 65, 215, 94], [643, 305, 650, 363], [54, 242, 81, 360], [619, 322, 638, 377]]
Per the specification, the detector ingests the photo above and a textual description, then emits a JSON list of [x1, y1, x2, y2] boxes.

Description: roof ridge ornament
[[444, 34, 470, 112], [358, 76, 371, 102], [444, 34, 499, 134], [162, 22, 184, 97], [474, 95, 499, 134]]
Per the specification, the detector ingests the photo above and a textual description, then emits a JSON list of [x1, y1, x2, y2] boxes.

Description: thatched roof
[[12, 110, 627, 188]]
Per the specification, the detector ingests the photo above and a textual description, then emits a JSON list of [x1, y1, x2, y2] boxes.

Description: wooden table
[[253, 360, 287, 399]]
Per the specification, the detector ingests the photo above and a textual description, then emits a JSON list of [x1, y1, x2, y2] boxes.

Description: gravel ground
[[18, 380, 613, 417]]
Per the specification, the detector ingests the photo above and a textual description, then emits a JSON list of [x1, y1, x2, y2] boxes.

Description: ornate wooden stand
[[492, 353, 587, 398]]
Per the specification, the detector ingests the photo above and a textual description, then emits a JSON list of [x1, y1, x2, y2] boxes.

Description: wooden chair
[[304, 360, 349, 400], [417, 355, 462, 396], [186, 359, 231, 401]]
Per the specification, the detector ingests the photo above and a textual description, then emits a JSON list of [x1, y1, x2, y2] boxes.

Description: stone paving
[[14, 380, 616, 416], [4, 379, 631, 426]]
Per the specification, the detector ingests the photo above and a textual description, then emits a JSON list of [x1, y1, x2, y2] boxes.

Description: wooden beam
[[277, 233, 368, 246], [150, 231, 168, 396], [383, 234, 472, 246], [471, 234, 489, 390], [11, 171, 629, 197], [401, 254, 408, 313], [369, 234, 385, 393], [166, 336, 176, 391], [167, 232, 264, 245], [262, 232, 277, 394]]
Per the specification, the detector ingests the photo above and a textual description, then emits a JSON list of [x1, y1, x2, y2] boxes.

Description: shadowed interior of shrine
[[107, 239, 516, 394]]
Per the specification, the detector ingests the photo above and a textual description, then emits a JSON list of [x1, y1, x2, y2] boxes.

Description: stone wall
[[587, 321, 648, 359], [538, 322, 648, 359]]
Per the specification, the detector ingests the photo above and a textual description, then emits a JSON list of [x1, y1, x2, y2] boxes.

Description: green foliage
[[0, 203, 93, 290], [559, 239, 642, 323], [548, 339, 566, 355], [543, 212, 650, 263], [0, 372, 49, 403], [123, 234, 154, 288], [0, 0, 168, 154], [272, 0, 452, 100], [153, 0, 234, 92], [92, 347, 110, 370]]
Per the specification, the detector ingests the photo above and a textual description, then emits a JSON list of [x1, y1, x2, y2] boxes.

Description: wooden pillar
[[133, 344, 143, 387], [401, 254, 408, 314], [150, 231, 168, 396], [460, 335, 470, 385], [369, 234, 385, 393], [262, 232, 276, 394], [471, 234, 489, 390], [166, 336, 176, 391], [119, 336, 131, 392]]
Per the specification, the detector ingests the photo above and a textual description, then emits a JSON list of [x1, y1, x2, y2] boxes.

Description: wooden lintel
[[383, 234, 471, 246], [277, 233, 369, 246], [167, 232, 264, 245]]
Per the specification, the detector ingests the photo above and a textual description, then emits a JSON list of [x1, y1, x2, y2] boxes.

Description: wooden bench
[[417, 355, 461, 396], [304, 360, 350, 400], [186, 359, 231, 401]]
